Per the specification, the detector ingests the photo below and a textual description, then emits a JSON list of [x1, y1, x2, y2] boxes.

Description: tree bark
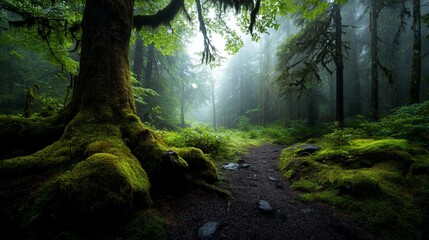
[[409, 0, 421, 104], [71, 0, 135, 115], [334, 3, 344, 127], [370, 0, 379, 121], [211, 75, 217, 131], [142, 43, 156, 123]]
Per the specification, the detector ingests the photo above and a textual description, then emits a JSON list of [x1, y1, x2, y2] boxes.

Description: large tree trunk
[[71, 0, 135, 115], [409, 0, 421, 104], [0, 0, 218, 235]]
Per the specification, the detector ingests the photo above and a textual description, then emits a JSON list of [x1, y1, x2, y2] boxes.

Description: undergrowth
[[279, 101, 429, 239], [155, 120, 317, 163]]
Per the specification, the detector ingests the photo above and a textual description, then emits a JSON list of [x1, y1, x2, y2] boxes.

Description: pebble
[[269, 176, 279, 182], [223, 163, 240, 171], [259, 200, 274, 213], [241, 163, 251, 168], [198, 221, 219, 239]]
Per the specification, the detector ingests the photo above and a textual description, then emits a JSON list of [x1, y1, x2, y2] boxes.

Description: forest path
[[160, 145, 375, 240]]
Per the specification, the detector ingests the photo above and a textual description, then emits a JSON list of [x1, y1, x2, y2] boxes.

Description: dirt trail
[[161, 145, 375, 240]]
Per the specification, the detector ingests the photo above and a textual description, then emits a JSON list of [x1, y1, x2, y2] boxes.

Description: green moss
[[0, 141, 70, 178], [19, 151, 151, 228], [283, 169, 294, 179], [334, 171, 380, 197], [291, 179, 319, 192], [279, 138, 429, 239], [174, 147, 219, 183], [122, 212, 168, 240], [0, 115, 65, 159]]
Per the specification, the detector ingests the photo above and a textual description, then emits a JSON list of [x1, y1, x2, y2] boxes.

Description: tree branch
[[133, 0, 188, 30], [196, 0, 216, 64]]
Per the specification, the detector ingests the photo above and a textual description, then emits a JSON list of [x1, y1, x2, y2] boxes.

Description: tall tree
[[334, 3, 344, 127], [275, 2, 346, 126], [409, 0, 422, 104], [0, 0, 268, 234], [369, 0, 380, 121]]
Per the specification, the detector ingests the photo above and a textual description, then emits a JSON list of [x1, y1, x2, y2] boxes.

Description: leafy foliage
[[360, 101, 429, 143], [158, 126, 226, 154], [275, 6, 338, 95]]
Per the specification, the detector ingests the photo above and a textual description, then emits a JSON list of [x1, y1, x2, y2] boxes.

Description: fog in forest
[[1, 1, 428, 130], [1, 1, 429, 239]]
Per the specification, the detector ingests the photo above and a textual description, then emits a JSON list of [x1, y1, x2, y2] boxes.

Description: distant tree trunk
[[409, 0, 421, 104], [142, 43, 155, 123], [308, 88, 317, 126], [259, 39, 271, 127], [334, 3, 344, 127], [259, 68, 264, 126], [369, 0, 379, 121], [259, 74, 270, 127], [180, 81, 186, 127], [211, 76, 217, 131], [239, 75, 245, 116], [348, 31, 361, 116], [133, 35, 144, 82]]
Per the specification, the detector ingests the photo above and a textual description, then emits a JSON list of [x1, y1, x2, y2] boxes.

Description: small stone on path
[[269, 176, 279, 182], [295, 144, 321, 156], [198, 221, 219, 239], [223, 163, 240, 171], [259, 200, 274, 213], [241, 163, 251, 168]]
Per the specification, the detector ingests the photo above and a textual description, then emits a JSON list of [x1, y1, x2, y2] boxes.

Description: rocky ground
[[160, 145, 376, 240]]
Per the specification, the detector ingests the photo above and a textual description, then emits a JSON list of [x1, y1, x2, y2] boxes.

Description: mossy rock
[[174, 147, 219, 183], [334, 172, 380, 197], [310, 139, 414, 170], [122, 211, 168, 240], [279, 137, 429, 239]]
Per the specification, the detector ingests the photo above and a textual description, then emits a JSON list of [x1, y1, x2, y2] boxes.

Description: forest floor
[[158, 144, 377, 240]]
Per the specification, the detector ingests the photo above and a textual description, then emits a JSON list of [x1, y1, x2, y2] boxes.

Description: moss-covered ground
[[280, 137, 429, 239], [0, 112, 220, 239]]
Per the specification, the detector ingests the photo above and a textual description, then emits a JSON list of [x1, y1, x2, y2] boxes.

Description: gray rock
[[259, 200, 273, 213], [241, 164, 251, 168], [198, 221, 219, 239], [223, 163, 240, 171], [295, 144, 321, 156], [268, 176, 279, 182]]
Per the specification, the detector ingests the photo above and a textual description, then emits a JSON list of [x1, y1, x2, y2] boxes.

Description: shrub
[[361, 101, 429, 143], [156, 127, 226, 155]]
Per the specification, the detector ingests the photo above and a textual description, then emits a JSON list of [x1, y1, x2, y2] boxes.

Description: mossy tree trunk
[[0, 0, 219, 235], [70, 0, 135, 116]]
